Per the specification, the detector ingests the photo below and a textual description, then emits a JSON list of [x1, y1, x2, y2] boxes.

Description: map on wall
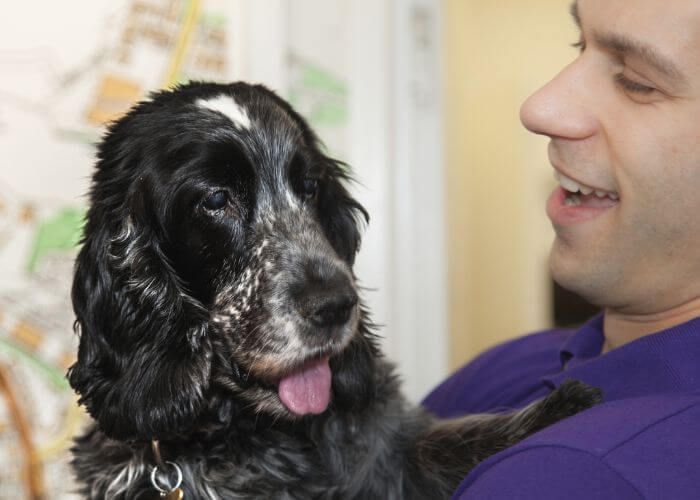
[[287, 54, 348, 159], [0, 1, 239, 497], [0, 0, 351, 496]]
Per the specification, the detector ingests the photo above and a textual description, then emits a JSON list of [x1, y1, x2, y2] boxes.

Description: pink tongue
[[278, 357, 331, 415]]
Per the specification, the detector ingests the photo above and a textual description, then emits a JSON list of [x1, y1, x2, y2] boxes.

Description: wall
[[444, 0, 580, 368], [0, 4, 448, 496]]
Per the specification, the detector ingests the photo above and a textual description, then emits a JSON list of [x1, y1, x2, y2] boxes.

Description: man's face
[[520, 0, 700, 314]]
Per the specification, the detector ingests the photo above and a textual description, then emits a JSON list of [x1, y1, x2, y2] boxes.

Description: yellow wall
[[444, 0, 579, 369]]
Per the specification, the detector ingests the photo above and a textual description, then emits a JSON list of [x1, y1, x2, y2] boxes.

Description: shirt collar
[[543, 312, 700, 400], [559, 312, 605, 367]]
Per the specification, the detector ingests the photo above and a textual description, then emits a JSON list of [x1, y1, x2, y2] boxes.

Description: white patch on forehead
[[197, 95, 251, 130]]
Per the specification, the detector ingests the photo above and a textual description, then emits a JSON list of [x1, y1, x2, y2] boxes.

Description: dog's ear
[[320, 158, 369, 266], [68, 173, 212, 442]]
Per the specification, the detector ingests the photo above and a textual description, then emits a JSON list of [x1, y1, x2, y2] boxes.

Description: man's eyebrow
[[568, 0, 688, 87], [570, 1, 581, 29], [594, 33, 687, 85]]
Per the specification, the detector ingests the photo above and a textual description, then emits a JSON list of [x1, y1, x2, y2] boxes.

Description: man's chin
[[549, 246, 607, 308]]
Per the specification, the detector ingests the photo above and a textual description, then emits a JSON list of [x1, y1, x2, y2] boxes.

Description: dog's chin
[[227, 310, 359, 419]]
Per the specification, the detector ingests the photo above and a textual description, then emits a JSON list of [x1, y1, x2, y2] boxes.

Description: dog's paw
[[543, 379, 603, 418]]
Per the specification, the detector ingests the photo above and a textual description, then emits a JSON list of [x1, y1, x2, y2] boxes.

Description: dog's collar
[[150, 439, 185, 499]]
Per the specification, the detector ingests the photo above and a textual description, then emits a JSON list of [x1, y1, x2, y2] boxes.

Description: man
[[423, 0, 700, 498]]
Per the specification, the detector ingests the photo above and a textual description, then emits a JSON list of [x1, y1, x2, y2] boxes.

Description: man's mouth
[[547, 170, 620, 225], [555, 170, 619, 207], [277, 356, 332, 416]]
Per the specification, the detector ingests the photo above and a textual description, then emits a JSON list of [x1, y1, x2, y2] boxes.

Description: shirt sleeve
[[455, 446, 644, 500]]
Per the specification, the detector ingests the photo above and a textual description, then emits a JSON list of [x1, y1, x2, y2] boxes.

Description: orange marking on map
[[19, 205, 35, 223], [86, 75, 142, 126], [11, 322, 43, 351]]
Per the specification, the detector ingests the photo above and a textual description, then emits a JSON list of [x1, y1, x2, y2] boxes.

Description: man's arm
[[455, 446, 644, 500]]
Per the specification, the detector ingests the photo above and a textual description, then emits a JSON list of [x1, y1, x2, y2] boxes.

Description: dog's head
[[68, 82, 375, 441]]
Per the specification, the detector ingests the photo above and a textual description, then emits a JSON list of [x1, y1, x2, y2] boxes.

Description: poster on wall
[[0, 0, 242, 496], [1, 0, 359, 495]]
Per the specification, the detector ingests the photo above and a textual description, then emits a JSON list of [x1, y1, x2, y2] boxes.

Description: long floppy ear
[[320, 157, 369, 266], [68, 175, 212, 442]]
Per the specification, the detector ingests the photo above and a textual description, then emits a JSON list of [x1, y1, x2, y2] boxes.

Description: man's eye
[[203, 190, 228, 210], [571, 39, 586, 52], [614, 74, 656, 94]]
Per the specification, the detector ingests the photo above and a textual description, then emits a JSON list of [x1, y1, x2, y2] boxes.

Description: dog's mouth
[[277, 356, 332, 415]]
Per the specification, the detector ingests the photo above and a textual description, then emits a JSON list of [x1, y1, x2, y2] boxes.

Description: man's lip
[[546, 186, 619, 226], [552, 166, 618, 196]]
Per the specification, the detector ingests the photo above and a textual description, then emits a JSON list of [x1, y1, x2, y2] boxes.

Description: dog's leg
[[403, 379, 602, 498]]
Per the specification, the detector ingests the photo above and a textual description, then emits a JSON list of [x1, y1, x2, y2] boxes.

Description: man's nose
[[519, 59, 598, 140]]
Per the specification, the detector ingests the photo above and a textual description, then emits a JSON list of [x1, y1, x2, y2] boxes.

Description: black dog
[[68, 81, 600, 499]]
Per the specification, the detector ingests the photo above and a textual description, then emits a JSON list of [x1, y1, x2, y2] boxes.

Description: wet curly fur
[[68, 81, 601, 499]]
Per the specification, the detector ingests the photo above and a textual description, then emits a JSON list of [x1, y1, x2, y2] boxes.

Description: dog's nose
[[309, 291, 358, 327], [294, 271, 358, 328]]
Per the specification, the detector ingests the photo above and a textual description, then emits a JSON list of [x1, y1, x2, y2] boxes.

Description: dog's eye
[[301, 178, 318, 200], [203, 190, 228, 211]]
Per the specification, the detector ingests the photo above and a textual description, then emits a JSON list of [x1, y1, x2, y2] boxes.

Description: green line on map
[[288, 57, 348, 127], [26, 207, 85, 273], [0, 337, 70, 391]]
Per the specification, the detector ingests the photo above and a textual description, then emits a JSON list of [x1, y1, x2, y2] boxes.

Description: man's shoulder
[[423, 328, 574, 417], [456, 392, 700, 499], [523, 391, 700, 454]]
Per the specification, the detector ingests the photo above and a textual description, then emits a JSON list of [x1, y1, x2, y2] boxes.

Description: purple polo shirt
[[423, 313, 700, 499]]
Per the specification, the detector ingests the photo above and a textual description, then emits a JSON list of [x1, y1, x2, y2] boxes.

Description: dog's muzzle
[[291, 260, 358, 330]]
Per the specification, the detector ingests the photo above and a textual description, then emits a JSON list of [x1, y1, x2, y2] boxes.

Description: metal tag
[[162, 487, 184, 499]]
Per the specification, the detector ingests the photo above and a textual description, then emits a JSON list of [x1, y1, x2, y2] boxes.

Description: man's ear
[[67, 185, 212, 442]]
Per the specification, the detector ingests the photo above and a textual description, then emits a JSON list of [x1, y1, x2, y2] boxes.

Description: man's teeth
[[564, 195, 581, 206], [554, 171, 619, 200]]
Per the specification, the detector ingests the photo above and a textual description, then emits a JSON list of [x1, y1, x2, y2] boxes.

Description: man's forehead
[[572, 0, 700, 85], [572, 0, 700, 30]]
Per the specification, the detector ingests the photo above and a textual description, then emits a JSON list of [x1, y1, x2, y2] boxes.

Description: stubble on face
[[536, 0, 700, 314]]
